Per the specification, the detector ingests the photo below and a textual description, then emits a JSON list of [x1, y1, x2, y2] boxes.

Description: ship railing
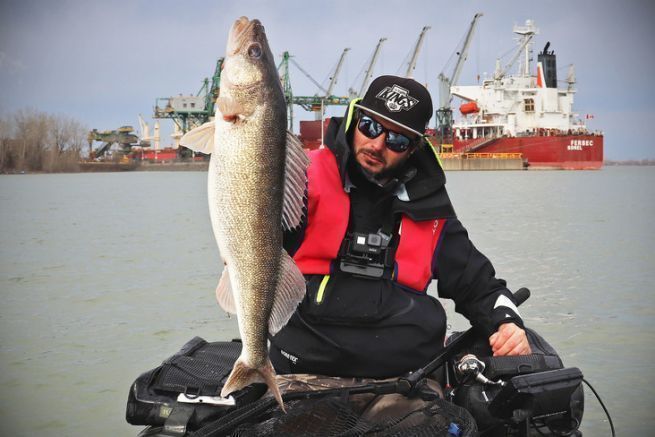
[[439, 152, 523, 160], [520, 127, 599, 137]]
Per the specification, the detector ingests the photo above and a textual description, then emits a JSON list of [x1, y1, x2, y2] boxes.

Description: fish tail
[[220, 358, 285, 412]]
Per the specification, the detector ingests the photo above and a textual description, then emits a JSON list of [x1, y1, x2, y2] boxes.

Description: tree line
[[0, 109, 87, 173]]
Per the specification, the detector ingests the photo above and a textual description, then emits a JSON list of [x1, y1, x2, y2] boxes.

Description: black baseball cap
[[354, 75, 433, 136]]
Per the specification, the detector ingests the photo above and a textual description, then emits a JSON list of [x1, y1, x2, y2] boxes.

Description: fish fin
[[216, 96, 249, 120], [281, 131, 309, 230], [268, 249, 306, 336], [215, 266, 237, 314], [180, 121, 215, 154], [221, 358, 285, 412]]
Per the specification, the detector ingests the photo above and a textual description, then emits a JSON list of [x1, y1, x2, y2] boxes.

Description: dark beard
[[359, 164, 393, 185], [354, 149, 394, 185], [356, 156, 407, 188]]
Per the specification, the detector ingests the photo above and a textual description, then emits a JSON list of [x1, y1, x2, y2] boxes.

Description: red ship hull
[[453, 134, 604, 170]]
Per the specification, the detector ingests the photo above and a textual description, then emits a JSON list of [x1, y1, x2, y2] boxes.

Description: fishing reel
[[455, 354, 505, 387], [449, 352, 584, 436]]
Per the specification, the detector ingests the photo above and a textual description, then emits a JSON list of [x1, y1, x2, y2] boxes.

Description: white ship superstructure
[[450, 20, 587, 141]]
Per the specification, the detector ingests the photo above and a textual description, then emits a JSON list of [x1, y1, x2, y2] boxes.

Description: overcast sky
[[1, 0, 654, 160]]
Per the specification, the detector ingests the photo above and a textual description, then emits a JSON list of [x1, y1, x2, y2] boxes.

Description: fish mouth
[[228, 16, 265, 56], [222, 16, 269, 90]]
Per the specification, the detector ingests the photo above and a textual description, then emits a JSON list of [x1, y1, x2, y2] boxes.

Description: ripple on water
[[0, 168, 652, 436], [152, 329, 173, 337]]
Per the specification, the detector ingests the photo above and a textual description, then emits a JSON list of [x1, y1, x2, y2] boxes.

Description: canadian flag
[[585, 114, 595, 119]]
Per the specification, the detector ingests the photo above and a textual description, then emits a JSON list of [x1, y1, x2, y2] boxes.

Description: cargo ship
[[449, 19, 603, 169]]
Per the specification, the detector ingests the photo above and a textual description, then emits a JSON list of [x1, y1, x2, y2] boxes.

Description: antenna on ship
[[516, 19, 539, 76], [567, 64, 576, 91], [495, 19, 539, 81]]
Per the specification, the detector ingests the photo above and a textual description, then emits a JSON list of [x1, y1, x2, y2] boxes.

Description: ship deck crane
[[405, 26, 431, 78], [349, 37, 387, 98], [435, 12, 482, 140]]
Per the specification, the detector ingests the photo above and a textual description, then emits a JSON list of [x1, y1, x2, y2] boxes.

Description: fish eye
[[247, 43, 262, 58]]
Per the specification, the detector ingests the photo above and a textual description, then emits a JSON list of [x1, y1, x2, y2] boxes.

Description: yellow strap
[[424, 136, 444, 169], [344, 98, 362, 131], [316, 274, 330, 304]]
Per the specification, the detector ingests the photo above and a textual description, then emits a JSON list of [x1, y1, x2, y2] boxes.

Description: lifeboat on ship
[[459, 101, 480, 115]]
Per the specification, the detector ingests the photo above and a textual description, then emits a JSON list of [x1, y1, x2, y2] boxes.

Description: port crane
[[278, 49, 352, 130], [435, 12, 482, 140], [137, 114, 153, 148], [323, 48, 351, 109], [152, 58, 223, 157], [349, 38, 387, 98], [155, 51, 350, 137], [153, 57, 223, 133], [404, 26, 431, 78], [153, 29, 427, 138], [87, 126, 141, 159]]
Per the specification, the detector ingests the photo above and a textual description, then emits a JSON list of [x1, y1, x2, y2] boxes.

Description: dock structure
[[439, 152, 525, 171]]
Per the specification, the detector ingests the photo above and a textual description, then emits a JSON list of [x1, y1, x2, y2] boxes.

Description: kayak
[[126, 328, 584, 437]]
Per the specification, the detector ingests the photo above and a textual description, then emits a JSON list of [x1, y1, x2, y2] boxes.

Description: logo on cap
[[375, 85, 419, 112]]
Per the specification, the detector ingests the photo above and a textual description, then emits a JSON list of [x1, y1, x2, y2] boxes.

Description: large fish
[[180, 16, 308, 410]]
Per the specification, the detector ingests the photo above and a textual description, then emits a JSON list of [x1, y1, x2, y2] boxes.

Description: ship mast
[[497, 20, 539, 79], [519, 20, 538, 76], [567, 64, 576, 91]]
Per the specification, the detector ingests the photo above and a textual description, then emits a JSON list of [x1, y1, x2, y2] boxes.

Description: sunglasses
[[356, 114, 417, 153]]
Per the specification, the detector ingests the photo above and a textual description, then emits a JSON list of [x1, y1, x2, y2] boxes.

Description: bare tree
[[0, 117, 12, 170], [1, 109, 86, 173]]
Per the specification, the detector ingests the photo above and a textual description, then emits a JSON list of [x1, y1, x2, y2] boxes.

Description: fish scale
[[211, 128, 285, 362]]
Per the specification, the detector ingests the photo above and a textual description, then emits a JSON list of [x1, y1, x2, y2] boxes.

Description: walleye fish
[[180, 16, 308, 410]]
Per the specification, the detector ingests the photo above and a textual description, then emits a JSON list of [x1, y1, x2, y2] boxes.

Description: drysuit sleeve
[[433, 218, 524, 337]]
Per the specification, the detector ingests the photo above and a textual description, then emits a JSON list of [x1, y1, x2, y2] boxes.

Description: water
[[1, 167, 653, 436]]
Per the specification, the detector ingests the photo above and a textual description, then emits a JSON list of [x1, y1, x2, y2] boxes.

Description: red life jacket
[[293, 148, 445, 292]]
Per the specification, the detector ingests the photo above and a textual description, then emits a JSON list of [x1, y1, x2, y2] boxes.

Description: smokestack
[[537, 41, 557, 88]]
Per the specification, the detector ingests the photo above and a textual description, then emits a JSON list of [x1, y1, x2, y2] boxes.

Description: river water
[[1, 166, 653, 436]]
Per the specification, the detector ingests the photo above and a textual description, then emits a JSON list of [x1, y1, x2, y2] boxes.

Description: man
[[270, 75, 530, 378]]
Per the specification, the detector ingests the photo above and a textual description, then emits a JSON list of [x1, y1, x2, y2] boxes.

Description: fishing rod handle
[[513, 287, 530, 306]]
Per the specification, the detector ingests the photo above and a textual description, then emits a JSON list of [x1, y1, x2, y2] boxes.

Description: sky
[[1, 0, 654, 160]]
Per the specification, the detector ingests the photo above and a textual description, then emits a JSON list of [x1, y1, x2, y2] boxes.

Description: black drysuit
[[270, 113, 523, 378]]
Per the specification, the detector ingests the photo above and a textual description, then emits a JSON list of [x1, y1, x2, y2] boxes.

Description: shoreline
[[2, 160, 654, 175], [135, 161, 209, 171]]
